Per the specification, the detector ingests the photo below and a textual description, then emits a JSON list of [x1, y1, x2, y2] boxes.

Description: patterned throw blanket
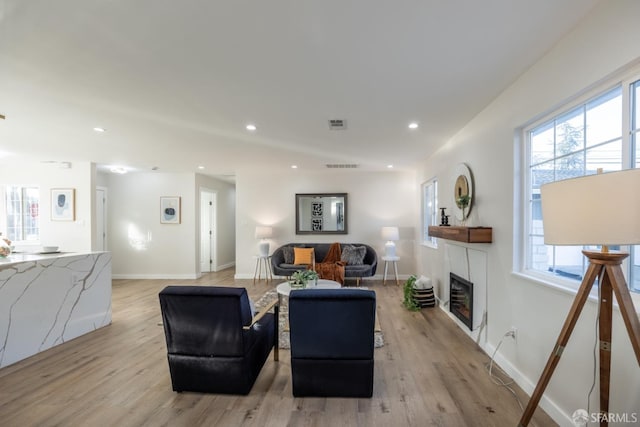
[[314, 242, 346, 284]]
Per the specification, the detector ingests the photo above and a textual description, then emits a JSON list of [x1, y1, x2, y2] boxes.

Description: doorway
[[95, 187, 107, 251], [200, 189, 217, 273]]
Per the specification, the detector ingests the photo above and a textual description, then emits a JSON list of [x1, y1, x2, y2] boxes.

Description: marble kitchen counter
[[0, 251, 112, 368], [1, 251, 76, 263]]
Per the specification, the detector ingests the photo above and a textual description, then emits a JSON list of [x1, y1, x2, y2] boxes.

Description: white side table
[[253, 255, 273, 284], [381, 256, 400, 286]]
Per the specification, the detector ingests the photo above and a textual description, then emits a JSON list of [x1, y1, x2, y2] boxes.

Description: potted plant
[[402, 275, 420, 311], [290, 269, 319, 288], [457, 194, 471, 225]]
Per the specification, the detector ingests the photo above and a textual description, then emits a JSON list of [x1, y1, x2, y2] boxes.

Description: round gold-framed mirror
[[453, 163, 473, 221]]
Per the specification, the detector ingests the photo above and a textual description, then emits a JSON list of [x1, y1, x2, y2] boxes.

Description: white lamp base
[[258, 241, 270, 257], [384, 241, 396, 258]]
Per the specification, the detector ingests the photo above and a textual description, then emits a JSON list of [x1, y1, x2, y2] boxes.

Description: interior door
[[95, 187, 107, 251], [200, 189, 216, 273]]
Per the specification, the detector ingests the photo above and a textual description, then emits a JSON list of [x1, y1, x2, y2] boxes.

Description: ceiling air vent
[[328, 119, 347, 130], [326, 164, 359, 169]]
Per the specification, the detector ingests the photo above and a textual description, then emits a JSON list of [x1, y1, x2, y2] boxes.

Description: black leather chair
[[159, 286, 278, 394], [288, 288, 376, 397]]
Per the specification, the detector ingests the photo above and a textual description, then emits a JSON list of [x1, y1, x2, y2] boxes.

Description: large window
[[5, 186, 40, 242], [422, 178, 438, 246], [523, 79, 639, 293]]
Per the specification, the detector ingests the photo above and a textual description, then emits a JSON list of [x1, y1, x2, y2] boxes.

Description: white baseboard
[[112, 273, 199, 280]]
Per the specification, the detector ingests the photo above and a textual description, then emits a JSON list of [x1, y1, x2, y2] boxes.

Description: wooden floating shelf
[[428, 226, 492, 243]]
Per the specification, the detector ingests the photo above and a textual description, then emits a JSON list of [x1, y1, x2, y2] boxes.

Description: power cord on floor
[[485, 332, 525, 413]]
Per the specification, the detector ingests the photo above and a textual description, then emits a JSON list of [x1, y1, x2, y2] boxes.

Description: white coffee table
[[276, 279, 341, 297]]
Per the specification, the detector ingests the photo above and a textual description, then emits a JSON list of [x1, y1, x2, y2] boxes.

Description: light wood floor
[[0, 270, 556, 427]]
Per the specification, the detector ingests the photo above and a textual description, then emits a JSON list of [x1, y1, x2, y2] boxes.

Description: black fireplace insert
[[450, 272, 473, 330]]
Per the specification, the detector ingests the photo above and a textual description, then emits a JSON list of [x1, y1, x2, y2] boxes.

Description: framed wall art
[[51, 188, 75, 221], [160, 196, 181, 224]]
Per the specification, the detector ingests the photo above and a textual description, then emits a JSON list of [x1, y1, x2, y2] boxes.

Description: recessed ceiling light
[[198, 165, 205, 170], [387, 164, 394, 169], [246, 124, 257, 131], [291, 165, 298, 169], [110, 166, 127, 174], [408, 122, 419, 129], [93, 127, 106, 132]]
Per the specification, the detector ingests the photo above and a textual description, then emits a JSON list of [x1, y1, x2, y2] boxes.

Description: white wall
[[0, 161, 95, 252], [103, 172, 236, 279], [416, 0, 640, 423], [106, 172, 197, 279], [235, 169, 417, 279]]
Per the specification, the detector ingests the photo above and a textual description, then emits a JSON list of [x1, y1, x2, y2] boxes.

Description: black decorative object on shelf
[[439, 208, 450, 226]]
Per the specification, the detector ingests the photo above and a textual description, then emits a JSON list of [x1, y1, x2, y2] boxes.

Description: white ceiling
[[0, 0, 601, 179]]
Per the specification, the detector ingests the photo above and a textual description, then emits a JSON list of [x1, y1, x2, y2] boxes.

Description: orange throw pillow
[[293, 247, 314, 265]]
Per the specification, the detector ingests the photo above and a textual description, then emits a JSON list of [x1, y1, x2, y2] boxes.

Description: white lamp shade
[[541, 168, 640, 246], [381, 226, 399, 241], [255, 226, 273, 239]]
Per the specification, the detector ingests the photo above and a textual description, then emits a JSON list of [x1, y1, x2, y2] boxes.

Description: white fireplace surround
[[444, 243, 488, 343]]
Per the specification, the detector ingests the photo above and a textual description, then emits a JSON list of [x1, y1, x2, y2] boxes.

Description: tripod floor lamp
[[520, 168, 640, 426]]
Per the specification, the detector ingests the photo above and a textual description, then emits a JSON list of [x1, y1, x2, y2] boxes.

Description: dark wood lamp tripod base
[[519, 251, 640, 427]]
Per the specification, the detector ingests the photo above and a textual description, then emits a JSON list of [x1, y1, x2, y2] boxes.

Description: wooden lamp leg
[[518, 263, 601, 426], [520, 252, 640, 427], [608, 264, 640, 364], [598, 269, 613, 424]]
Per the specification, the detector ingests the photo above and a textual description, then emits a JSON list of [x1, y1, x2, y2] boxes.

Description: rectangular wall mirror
[[295, 193, 348, 234]]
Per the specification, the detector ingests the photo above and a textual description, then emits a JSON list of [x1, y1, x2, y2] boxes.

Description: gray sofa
[[271, 243, 377, 284]]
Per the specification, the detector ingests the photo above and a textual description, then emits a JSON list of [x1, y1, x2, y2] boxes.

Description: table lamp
[[520, 168, 640, 426], [381, 226, 399, 258], [255, 226, 273, 257]]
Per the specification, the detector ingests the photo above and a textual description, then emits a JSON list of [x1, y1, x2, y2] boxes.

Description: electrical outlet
[[508, 326, 517, 342]]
